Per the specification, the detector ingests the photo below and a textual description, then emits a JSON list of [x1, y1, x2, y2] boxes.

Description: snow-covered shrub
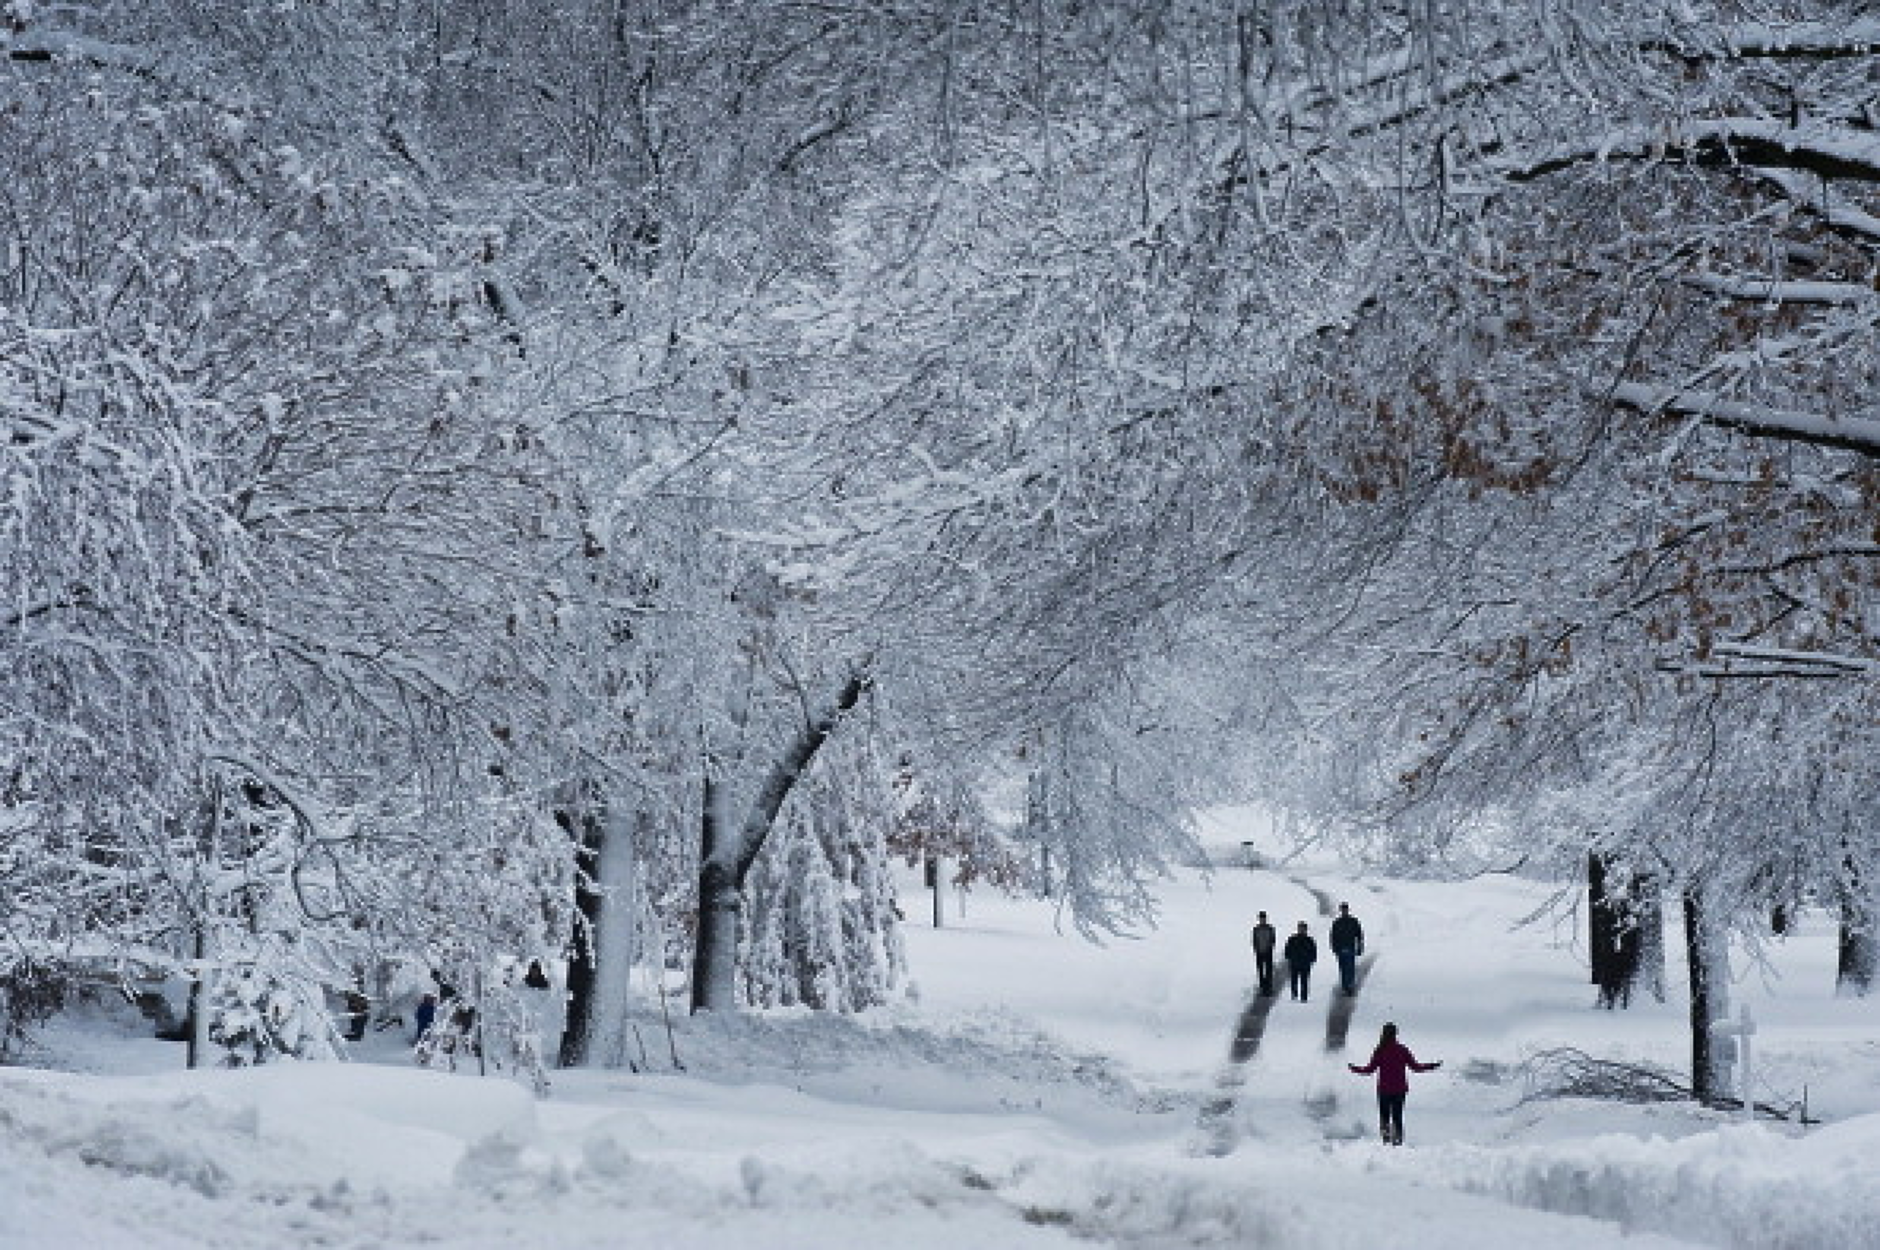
[[204, 965, 327, 1066], [741, 758, 905, 1013], [0, 957, 66, 1061], [414, 971, 551, 1096]]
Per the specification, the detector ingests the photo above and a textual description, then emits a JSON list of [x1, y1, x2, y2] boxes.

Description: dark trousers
[[1335, 948, 1358, 994], [1378, 1091, 1406, 1143], [1288, 961, 1311, 1000], [1255, 950, 1275, 995]]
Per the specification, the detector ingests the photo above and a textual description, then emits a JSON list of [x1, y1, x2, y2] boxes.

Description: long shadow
[[1228, 984, 1282, 1063], [1323, 951, 1379, 1052], [1197, 981, 1278, 1157]]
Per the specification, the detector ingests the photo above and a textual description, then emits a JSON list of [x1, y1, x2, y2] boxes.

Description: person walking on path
[[1348, 1022, 1441, 1145], [1330, 902, 1365, 996], [1251, 912, 1278, 996], [1282, 921, 1317, 1002]]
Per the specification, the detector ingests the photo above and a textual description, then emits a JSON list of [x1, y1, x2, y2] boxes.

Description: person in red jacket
[[1347, 1022, 1441, 1145]]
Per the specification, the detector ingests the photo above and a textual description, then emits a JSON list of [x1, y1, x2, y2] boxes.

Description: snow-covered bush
[[741, 757, 904, 1013], [204, 965, 328, 1066], [0, 957, 66, 1062], [414, 968, 552, 1096]]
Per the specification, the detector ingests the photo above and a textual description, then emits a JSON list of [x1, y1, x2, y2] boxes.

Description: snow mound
[[3, 1084, 245, 1198], [1423, 1116, 1880, 1249], [991, 1156, 1309, 1247], [660, 1004, 1167, 1111]]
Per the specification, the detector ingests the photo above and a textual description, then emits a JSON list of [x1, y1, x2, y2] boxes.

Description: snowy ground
[[4, 809, 1878, 1249]]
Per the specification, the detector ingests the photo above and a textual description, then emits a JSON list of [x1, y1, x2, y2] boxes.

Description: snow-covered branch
[[1750, 167, 1880, 243], [4, 29, 153, 73], [1504, 120, 1880, 185], [1610, 382, 1880, 458], [1684, 273, 1875, 306], [1657, 642, 1877, 680], [1646, 20, 1880, 61]]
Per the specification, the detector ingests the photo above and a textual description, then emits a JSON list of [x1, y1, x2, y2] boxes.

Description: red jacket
[[1350, 1041, 1437, 1094]]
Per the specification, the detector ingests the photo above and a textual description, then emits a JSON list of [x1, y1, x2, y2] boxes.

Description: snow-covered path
[[3, 812, 1878, 1248]]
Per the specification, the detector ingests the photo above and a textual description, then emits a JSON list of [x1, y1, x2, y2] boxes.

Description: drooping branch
[[726, 666, 872, 888]]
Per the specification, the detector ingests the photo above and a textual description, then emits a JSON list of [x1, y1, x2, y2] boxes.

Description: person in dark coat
[[1250, 911, 1278, 997], [1282, 921, 1317, 1002], [1330, 902, 1365, 996], [1348, 1022, 1442, 1145], [412, 992, 437, 1046]]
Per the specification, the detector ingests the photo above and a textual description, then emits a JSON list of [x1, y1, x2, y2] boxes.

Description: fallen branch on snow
[[1515, 1047, 1818, 1123]]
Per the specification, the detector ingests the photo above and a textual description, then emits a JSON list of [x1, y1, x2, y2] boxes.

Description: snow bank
[[989, 1156, 1309, 1247], [1415, 1116, 1880, 1249]]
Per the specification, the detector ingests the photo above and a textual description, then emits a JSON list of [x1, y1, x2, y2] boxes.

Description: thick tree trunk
[[1839, 892, 1875, 996], [1683, 887, 1732, 1103], [1636, 873, 1668, 1003], [690, 773, 741, 1014], [587, 803, 640, 1060], [561, 796, 643, 1066], [690, 670, 869, 1014], [559, 807, 601, 1067], [1588, 852, 1616, 988]]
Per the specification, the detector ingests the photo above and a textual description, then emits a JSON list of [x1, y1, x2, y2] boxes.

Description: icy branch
[[1657, 643, 1877, 680], [4, 29, 153, 73], [726, 666, 871, 886], [1685, 273, 1875, 306], [1504, 120, 1880, 185], [1750, 167, 1880, 243], [1610, 382, 1880, 458], [1647, 21, 1880, 61]]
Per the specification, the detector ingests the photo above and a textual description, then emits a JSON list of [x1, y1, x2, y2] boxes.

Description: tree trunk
[[562, 795, 644, 1066], [690, 773, 740, 1013], [1683, 886, 1731, 1103], [185, 924, 208, 1069], [1588, 852, 1616, 988], [559, 807, 602, 1067], [1636, 873, 1668, 1003], [690, 670, 869, 1014], [1026, 764, 1053, 898], [589, 803, 640, 1060], [1839, 890, 1875, 996]]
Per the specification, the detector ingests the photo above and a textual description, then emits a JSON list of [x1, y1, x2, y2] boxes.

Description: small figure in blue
[[412, 992, 437, 1046]]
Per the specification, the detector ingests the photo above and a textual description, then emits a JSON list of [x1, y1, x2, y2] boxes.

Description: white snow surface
[[3, 808, 1877, 1249]]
